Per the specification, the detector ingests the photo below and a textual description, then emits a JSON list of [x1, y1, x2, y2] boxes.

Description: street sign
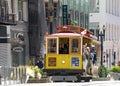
[[62, 5, 68, 25]]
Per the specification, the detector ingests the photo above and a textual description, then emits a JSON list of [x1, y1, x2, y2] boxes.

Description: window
[[71, 39, 78, 53], [59, 38, 69, 54], [18, 0, 23, 21], [89, 0, 99, 13], [0, 0, 8, 21], [110, 0, 112, 14], [47, 38, 57, 53], [0, 26, 7, 37], [106, 0, 109, 13]]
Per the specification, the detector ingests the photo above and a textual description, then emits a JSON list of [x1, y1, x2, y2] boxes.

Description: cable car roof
[[45, 25, 98, 41], [46, 32, 93, 40], [48, 32, 81, 37], [56, 25, 93, 35]]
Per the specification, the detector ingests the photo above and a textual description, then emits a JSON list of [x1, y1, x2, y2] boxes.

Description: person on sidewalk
[[36, 57, 43, 69]]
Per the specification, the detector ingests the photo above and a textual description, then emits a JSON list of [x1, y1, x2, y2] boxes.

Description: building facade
[[59, 0, 89, 29], [28, 0, 47, 59], [89, 0, 120, 68], [0, 0, 29, 67]]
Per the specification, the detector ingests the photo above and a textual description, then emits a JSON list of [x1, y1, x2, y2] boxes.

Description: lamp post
[[98, 25, 105, 66], [45, 0, 58, 34]]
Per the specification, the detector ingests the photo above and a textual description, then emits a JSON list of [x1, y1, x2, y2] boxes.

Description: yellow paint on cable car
[[45, 54, 82, 69]]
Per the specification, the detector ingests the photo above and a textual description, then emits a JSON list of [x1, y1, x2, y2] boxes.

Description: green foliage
[[111, 66, 120, 73], [30, 66, 44, 75], [98, 65, 108, 77], [71, 20, 78, 25]]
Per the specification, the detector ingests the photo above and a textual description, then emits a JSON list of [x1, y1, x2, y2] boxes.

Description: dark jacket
[[36, 60, 43, 68]]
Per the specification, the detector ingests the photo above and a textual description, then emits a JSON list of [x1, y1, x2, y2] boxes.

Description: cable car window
[[47, 39, 57, 53], [59, 38, 69, 54], [71, 39, 78, 53]]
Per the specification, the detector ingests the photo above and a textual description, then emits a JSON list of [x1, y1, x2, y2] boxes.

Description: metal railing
[[0, 66, 27, 85]]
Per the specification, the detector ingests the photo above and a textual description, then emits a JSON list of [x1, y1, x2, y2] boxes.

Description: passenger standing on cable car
[[86, 47, 93, 75], [91, 45, 97, 66], [82, 43, 88, 74]]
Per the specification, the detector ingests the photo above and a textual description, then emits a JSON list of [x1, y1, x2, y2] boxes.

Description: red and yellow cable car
[[44, 25, 100, 81]]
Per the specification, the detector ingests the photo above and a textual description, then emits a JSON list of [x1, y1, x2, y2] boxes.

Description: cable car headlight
[[62, 60, 65, 64]]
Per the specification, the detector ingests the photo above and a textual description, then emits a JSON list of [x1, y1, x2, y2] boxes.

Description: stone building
[[0, 0, 29, 67]]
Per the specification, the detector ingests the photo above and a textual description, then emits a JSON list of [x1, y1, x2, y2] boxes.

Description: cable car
[[44, 25, 100, 82]]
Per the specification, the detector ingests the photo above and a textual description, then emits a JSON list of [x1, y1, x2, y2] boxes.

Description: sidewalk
[[0, 83, 51, 86], [1, 81, 120, 86]]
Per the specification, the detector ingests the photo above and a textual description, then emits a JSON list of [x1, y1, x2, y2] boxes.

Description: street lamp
[[45, 0, 58, 34], [98, 25, 105, 66]]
